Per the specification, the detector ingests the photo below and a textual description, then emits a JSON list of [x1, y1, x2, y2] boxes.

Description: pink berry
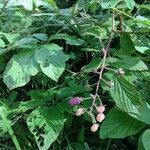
[[90, 124, 99, 132], [96, 113, 105, 122], [75, 108, 84, 116], [97, 105, 105, 113]]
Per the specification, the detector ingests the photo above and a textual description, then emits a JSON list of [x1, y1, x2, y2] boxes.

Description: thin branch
[[90, 10, 115, 111], [113, 30, 150, 34], [112, 8, 136, 20], [90, 33, 114, 112]]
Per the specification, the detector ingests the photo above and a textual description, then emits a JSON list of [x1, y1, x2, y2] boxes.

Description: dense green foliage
[[0, 0, 150, 149]]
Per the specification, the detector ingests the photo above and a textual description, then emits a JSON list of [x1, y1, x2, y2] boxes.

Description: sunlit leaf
[[82, 26, 107, 39], [100, 108, 145, 139], [82, 58, 102, 72], [112, 56, 148, 71], [124, 0, 135, 9], [101, 0, 119, 9], [49, 33, 84, 46], [0, 39, 5, 48], [35, 44, 66, 81], [110, 76, 150, 124], [27, 106, 66, 150], [3, 49, 39, 89], [142, 129, 150, 150]]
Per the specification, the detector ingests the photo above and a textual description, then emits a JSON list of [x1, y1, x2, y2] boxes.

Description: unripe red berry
[[96, 113, 105, 122], [97, 105, 105, 113], [75, 108, 84, 116], [90, 124, 99, 132]]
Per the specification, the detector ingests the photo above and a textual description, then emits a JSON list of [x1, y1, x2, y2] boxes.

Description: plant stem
[[0, 107, 21, 150], [114, 30, 150, 34], [112, 8, 136, 20], [90, 11, 114, 111], [106, 139, 111, 150]]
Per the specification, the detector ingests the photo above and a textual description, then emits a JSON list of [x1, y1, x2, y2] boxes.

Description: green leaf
[[82, 58, 102, 72], [46, 0, 58, 10], [111, 76, 143, 107], [49, 33, 84, 46], [11, 37, 38, 49], [82, 26, 107, 39], [100, 108, 145, 139], [27, 106, 66, 150], [21, 0, 33, 10], [17, 100, 44, 113], [139, 4, 150, 11], [112, 56, 148, 71], [0, 39, 5, 48], [142, 129, 150, 150], [135, 46, 149, 54], [0, 107, 21, 150], [134, 71, 150, 81], [136, 17, 150, 27], [0, 106, 10, 136], [120, 33, 135, 55], [138, 102, 150, 125], [0, 48, 8, 56], [138, 134, 145, 150], [124, 0, 135, 9], [35, 44, 66, 81], [110, 76, 142, 118], [58, 79, 87, 99], [12, 90, 57, 113], [2, 33, 20, 43], [32, 33, 48, 41], [3, 49, 39, 89], [110, 76, 150, 124], [0, 119, 7, 136], [101, 0, 119, 9]]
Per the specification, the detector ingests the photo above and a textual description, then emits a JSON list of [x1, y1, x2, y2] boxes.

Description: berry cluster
[[91, 105, 105, 132], [68, 97, 106, 133]]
